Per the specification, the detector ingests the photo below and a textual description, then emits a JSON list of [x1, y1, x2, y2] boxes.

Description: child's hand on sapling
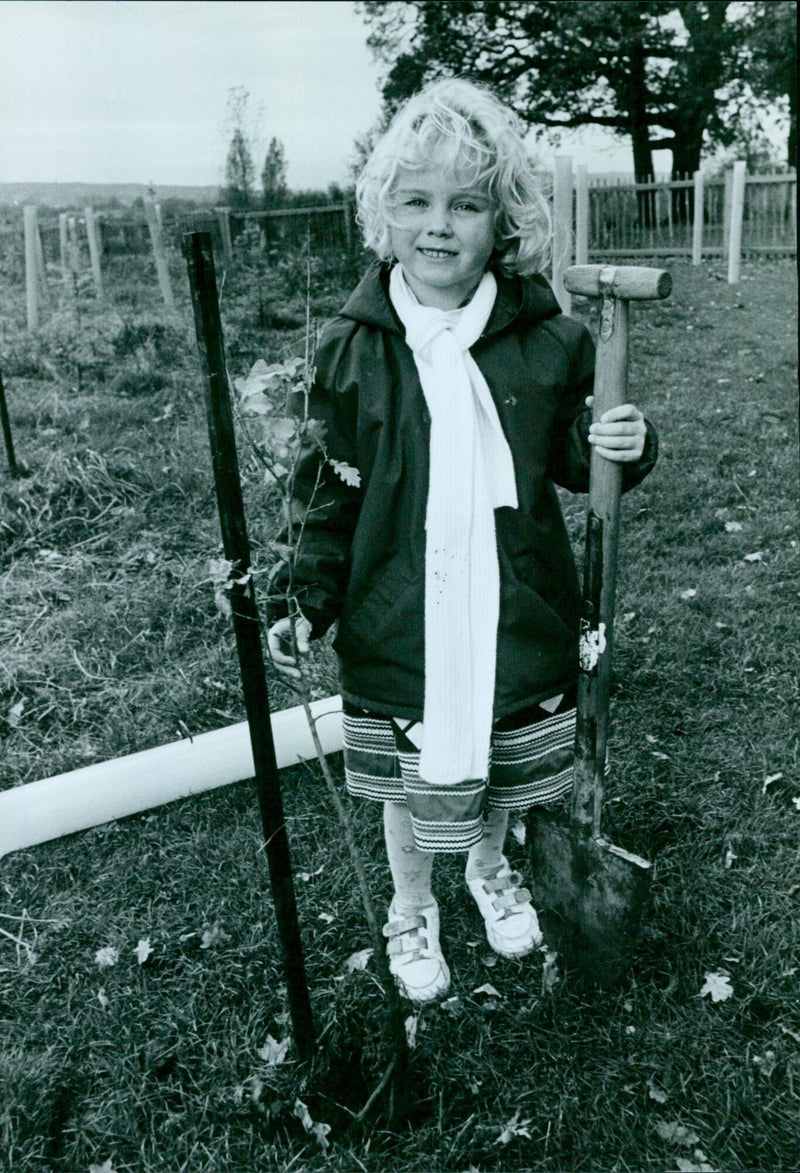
[[267, 614, 312, 679]]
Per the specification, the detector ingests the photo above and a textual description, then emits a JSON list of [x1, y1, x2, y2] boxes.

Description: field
[[0, 234, 798, 1173]]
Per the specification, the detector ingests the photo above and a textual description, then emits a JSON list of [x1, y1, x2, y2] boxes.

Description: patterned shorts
[[342, 689, 577, 852]]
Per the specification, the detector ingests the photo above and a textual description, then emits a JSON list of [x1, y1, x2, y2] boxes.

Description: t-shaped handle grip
[[564, 264, 672, 301]]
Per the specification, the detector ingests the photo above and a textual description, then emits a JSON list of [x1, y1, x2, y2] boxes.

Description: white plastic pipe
[[0, 695, 343, 858]]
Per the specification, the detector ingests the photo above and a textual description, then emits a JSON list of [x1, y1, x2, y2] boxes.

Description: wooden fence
[[8, 163, 796, 330]]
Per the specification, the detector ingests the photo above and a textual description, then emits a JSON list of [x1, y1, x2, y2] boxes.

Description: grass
[[0, 243, 798, 1173]]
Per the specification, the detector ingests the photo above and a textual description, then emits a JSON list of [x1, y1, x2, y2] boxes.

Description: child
[[267, 78, 657, 1003]]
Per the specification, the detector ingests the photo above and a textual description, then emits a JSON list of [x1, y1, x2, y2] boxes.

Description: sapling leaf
[[328, 458, 361, 487], [293, 1098, 331, 1151]]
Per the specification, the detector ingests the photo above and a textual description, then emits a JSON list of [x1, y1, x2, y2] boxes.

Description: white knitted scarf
[[388, 264, 518, 785]]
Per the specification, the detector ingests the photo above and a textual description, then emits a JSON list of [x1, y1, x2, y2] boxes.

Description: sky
[[0, 0, 680, 193]]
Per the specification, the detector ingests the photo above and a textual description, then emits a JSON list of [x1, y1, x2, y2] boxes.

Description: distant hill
[[0, 182, 220, 208]]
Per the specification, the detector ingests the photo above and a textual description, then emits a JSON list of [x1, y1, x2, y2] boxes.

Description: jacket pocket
[[334, 559, 422, 666]]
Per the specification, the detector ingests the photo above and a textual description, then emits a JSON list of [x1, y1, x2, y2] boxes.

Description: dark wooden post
[[183, 230, 315, 1061], [0, 368, 19, 476]]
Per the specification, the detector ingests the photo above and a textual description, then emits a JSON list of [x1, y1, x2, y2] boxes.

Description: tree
[[734, 0, 796, 168], [223, 87, 256, 209], [262, 137, 289, 208], [358, 1, 759, 201]]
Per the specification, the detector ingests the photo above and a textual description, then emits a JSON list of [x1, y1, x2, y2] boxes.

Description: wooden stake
[[84, 206, 104, 299], [215, 206, 233, 267], [0, 367, 19, 475], [183, 230, 315, 1061], [23, 206, 40, 331], [727, 161, 747, 284], [722, 167, 733, 253], [552, 156, 573, 314], [575, 165, 589, 266], [692, 170, 704, 265], [145, 195, 175, 310], [59, 213, 69, 285]]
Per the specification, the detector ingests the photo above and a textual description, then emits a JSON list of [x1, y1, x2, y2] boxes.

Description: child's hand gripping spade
[[528, 263, 671, 988]]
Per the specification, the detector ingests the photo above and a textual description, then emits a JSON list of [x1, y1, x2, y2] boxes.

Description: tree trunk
[[626, 40, 656, 229]]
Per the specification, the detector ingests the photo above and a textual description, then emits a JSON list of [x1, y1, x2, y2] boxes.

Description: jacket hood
[[338, 259, 562, 338]]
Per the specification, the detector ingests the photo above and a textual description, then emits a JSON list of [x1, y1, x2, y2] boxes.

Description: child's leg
[[382, 800, 449, 1002], [383, 800, 435, 915], [465, 808, 509, 880], [465, 806, 542, 957]]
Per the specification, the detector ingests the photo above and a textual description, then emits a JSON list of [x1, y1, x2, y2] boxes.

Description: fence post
[[692, 170, 704, 265], [24, 206, 40, 332], [727, 161, 746, 284], [59, 213, 70, 286], [215, 206, 233, 267], [84, 207, 104, 299], [575, 165, 589, 265], [552, 155, 573, 314], [34, 218, 48, 302], [722, 167, 733, 253], [145, 195, 175, 311]]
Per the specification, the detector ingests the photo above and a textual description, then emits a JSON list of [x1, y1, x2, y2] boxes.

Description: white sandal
[[382, 898, 451, 1003], [466, 858, 543, 958]]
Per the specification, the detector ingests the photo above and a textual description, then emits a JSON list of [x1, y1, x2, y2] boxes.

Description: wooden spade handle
[[571, 265, 670, 836]]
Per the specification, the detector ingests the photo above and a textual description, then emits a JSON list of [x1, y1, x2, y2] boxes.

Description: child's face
[[388, 166, 496, 310]]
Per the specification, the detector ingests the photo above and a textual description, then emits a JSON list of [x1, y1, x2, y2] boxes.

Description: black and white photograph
[[0, 2, 797, 1170]]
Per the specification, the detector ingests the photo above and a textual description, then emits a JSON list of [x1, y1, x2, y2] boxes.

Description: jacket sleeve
[[546, 319, 658, 495], [265, 322, 362, 637]]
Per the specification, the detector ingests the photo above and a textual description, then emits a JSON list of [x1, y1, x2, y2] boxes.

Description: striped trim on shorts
[[343, 691, 577, 852]]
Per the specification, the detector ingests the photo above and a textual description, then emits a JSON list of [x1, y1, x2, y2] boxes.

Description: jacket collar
[[339, 259, 562, 337]]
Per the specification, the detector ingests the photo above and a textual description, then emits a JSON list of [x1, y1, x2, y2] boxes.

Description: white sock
[[465, 808, 509, 880], [383, 800, 434, 916]]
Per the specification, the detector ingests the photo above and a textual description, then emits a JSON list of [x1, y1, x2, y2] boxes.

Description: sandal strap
[[383, 913, 425, 939]]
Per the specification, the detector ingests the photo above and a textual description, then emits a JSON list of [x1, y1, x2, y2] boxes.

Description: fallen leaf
[[647, 1076, 668, 1103], [679, 588, 697, 600], [676, 1151, 717, 1172], [317, 912, 335, 924], [89, 1161, 117, 1173], [344, 948, 373, 973], [743, 551, 764, 562], [541, 949, 561, 995], [473, 982, 501, 998], [752, 1050, 777, 1077], [724, 520, 743, 532], [655, 1119, 701, 1146], [97, 988, 109, 1009], [94, 946, 119, 968], [200, 926, 222, 950], [511, 819, 526, 846], [724, 847, 737, 869], [7, 699, 25, 728], [135, 938, 153, 965], [495, 1109, 533, 1145], [762, 772, 784, 794], [699, 971, 733, 1002], [792, 797, 800, 812], [293, 1098, 331, 1151], [257, 1034, 290, 1066], [405, 1015, 418, 1048]]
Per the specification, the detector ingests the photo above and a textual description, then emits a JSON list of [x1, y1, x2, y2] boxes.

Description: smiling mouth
[[418, 247, 457, 258]]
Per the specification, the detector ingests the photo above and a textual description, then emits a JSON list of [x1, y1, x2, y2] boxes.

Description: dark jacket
[[267, 261, 657, 720]]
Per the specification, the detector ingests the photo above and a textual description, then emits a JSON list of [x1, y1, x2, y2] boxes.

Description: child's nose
[[427, 202, 453, 235]]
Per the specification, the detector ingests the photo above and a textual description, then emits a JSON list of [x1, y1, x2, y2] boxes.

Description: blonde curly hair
[[355, 77, 551, 276]]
